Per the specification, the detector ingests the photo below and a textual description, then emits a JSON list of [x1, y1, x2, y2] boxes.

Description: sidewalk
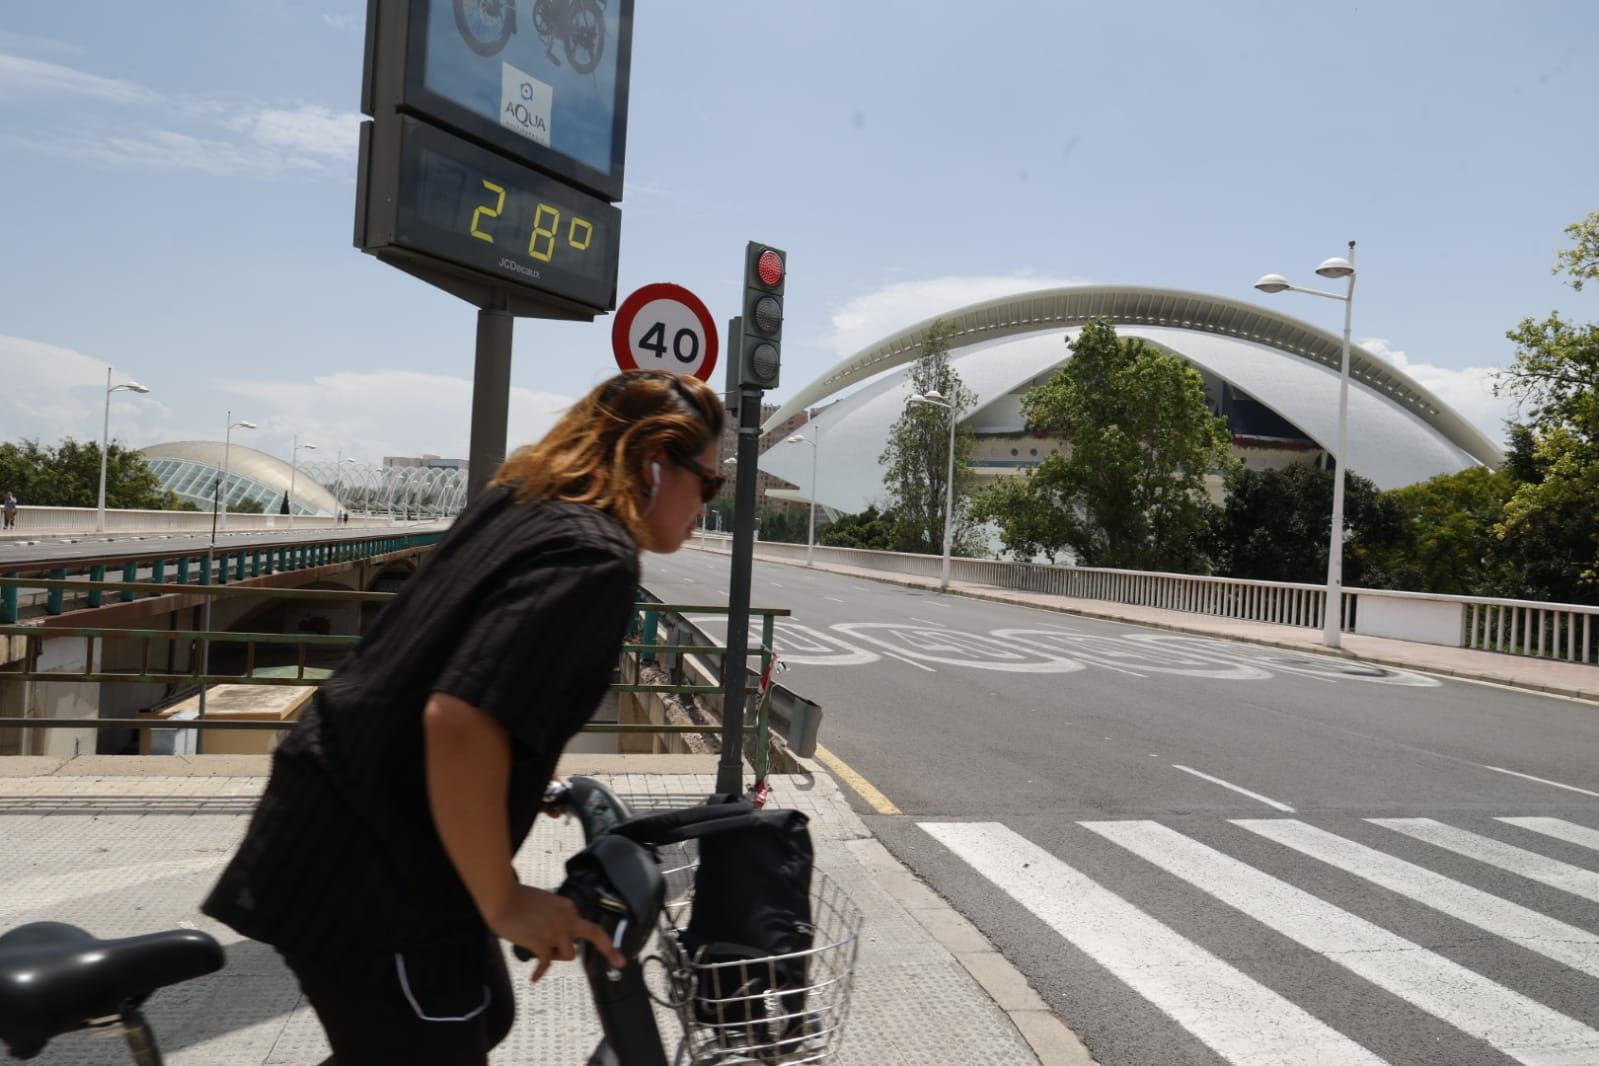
[[0, 754, 1088, 1066], [718, 548, 1599, 704]]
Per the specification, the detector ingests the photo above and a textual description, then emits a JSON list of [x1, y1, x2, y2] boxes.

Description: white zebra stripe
[[1372, 818, 1599, 904], [1084, 820, 1599, 1066], [920, 821, 1390, 1065], [1236, 819, 1599, 979], [1497, 817, 1599, 856]]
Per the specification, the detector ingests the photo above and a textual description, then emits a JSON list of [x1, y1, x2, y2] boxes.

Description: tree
[[818, 504, 899, 551], [1208, 463, 1401, 587], [1492, 211, 1599, 603], [1366, 467, 1515, 595], [0, 438, 182, 510], [971, 318, 1236, 570], [878, 320, 981, 554]]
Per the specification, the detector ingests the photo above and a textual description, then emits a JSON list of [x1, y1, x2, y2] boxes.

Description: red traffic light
[[756, 249, 784, 287]]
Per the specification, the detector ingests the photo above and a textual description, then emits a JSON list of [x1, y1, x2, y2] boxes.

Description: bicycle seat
[[0, 922, 224, 1059]]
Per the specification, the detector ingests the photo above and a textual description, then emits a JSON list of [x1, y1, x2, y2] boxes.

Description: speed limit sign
[[611, 283, 719, 381]]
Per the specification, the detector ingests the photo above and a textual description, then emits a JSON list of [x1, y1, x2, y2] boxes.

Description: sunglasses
[[673, 456, 727, 503]]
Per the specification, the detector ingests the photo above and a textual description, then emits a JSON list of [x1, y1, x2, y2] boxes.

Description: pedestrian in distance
[[2, 491, 16, 530], [201, 370, 727, 1066]]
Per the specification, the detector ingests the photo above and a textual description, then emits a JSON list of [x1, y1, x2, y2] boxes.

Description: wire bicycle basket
[[654, 858, 864, 1065]]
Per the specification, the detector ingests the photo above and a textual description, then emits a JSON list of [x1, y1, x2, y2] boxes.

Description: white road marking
[[1482, 766, 1599, 799], [1497, 817, 1599, 855], [922, 822, 1390, 1066], [881, 650, 936, 672], [907, 616, 943, 626], [1086, 820, 1599, 1065], [825, 595, 847, 603], [1171, 765, 1295, 812], [1238, 819, 1599, 979], [1372, 819, 1599, 903]]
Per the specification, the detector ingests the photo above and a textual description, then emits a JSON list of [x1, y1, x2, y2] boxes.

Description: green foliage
[[818, 505, 899, 551], [1553, 210, 1599, 292], [0, 438, 183, 511], [878, 320, 982, 554], [232, 496, 266, 515], [1362, 467, 1515, 595], [1209, 463, 1402, 586], [971, 318, 1236, 569], [1488, 210, 1599, 604]]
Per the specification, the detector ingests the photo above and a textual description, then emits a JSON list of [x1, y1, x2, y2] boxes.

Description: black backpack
[[611, 796, 814, 1042]]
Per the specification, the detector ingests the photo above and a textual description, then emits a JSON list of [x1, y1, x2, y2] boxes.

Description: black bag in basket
[[611, 795, 815, 1039]]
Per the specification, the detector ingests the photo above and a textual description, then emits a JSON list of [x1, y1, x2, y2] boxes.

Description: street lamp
[[337, 456, 357, 519], [906, 389, 958, 593], [786, 431, 819, 566], [95, 369, 150, 532], [1254, 240, 1357, 648], [288, 435, 318, 523], [219, 413, 258, 530]]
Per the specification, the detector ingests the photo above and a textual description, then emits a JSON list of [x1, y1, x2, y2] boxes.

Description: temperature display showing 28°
[[393, 115, 620, 312]]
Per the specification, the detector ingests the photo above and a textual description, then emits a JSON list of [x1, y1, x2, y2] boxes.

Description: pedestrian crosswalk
[[920, 816, 1599, 1066]]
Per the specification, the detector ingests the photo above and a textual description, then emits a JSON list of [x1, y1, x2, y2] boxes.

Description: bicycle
[[0, 777, 861, 1065]]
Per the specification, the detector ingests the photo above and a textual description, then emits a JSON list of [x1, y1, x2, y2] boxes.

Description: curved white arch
[[764, 285, 1501, 470]]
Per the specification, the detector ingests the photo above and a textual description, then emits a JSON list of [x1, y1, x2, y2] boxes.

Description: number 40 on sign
[[611, 283, 719, 382]]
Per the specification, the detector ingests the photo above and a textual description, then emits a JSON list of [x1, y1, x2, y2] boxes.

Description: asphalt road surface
[[643, 546, 1599, 1066]]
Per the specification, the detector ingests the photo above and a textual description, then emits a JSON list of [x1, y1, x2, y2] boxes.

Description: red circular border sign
[[611, 283, 719, 382]]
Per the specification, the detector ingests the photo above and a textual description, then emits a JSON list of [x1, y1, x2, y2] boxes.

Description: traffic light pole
[[716, 382, 764, 795]]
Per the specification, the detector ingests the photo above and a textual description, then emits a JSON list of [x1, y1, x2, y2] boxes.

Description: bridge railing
[[0, 531, 445, 622], [691, 535, 1597, 665], [0, 575, 802, 764], [0, 505, 411, 534]]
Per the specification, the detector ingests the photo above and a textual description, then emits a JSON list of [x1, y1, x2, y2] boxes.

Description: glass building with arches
[[141, 442, 340, 516]]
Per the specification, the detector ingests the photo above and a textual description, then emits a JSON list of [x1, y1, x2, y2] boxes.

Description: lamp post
[[337, 456, 357, 520], [1254, 240, 1357, 648], [95, 369, 150, 532], [219, 413, 257, 531], [786, 430, 819, 566], [289, 436, 318, 525], [907, 389, 958, 593]]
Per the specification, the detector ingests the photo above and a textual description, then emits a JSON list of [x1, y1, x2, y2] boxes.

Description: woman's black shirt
[[201, 489, 640, 969]]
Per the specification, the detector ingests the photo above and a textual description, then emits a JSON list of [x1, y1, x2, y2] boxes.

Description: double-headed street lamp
[[219, 413, 258, 530], [288, 435, 318, 520], [95, 369, 151, 532], [906, 389, 958, 593], [1254, 240, 1357, 648], [786, 431, 819, 566]]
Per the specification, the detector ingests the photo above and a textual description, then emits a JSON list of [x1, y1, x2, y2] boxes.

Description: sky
[[2, 1, 1596, 474]]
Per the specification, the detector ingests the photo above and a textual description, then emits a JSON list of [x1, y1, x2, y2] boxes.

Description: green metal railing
[[0, 573, 791, 755], [0, 531, 445, 623]]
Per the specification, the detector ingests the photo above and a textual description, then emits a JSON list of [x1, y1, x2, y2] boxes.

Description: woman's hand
[[487, 883, 624, 982]]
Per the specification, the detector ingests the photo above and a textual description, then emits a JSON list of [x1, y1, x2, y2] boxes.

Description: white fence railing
[[690, 534, 1597, 665], [0, 506, 405, 535]]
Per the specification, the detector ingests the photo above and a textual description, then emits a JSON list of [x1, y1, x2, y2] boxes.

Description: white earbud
[[649, 461, 661, 497]]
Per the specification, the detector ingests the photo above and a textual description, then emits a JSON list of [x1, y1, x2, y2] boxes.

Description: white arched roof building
[[758, 286, 1502, 514], [142, 441, 341, 516]]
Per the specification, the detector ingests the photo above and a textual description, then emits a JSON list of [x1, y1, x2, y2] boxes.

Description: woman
[[202, 370, 726, 1065]]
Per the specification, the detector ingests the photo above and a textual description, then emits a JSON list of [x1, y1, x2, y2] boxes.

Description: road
[[0, 524, 447, 569], [642, 546, 1599, 1066]]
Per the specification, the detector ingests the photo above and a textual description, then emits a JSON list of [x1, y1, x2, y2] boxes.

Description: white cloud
[[1360, 337, 1517, 446], [0, 52, 158, 104], [0, 336, 179, 450], [216, 371, 576, 465], [226, 104, 360, 161], [0, 31, 85, 58], [321, 13, 362, 30], [825, 274, 1093, 359], [0, 336, 576, 467]]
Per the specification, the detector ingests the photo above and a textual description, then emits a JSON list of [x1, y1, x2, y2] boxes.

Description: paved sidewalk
[[0, 754, 1090, 1066], [708, 547, 1598, 703]]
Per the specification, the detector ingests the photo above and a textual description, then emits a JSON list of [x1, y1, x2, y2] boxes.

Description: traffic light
[[738, 242, 785, 389]]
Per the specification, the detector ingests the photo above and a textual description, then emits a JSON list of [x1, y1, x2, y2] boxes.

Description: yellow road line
[[815, 743, 901, 815]]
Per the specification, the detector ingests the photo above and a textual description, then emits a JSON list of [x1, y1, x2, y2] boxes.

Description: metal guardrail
[[0, 577, 799, 753], [1, 531, 445, 622], [694, 536, 1597, 665]]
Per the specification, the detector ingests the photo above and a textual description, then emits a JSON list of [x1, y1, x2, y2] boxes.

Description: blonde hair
[[491, 370, 725, 549]]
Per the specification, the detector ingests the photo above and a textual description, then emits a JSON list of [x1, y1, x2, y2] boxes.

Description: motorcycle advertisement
[[423, 0, 621, 182]]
